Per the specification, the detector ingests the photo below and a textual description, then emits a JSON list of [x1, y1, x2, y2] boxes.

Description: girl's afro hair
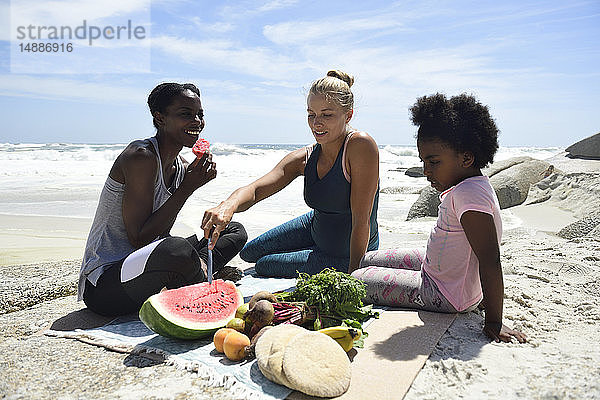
[[411, 93, 499, 168]]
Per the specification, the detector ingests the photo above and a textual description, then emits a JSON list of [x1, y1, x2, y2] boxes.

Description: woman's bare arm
[[202, 147, 306, 247]]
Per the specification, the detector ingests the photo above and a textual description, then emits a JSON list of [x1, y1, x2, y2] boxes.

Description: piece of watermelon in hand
[[192, 138, 210, 158]]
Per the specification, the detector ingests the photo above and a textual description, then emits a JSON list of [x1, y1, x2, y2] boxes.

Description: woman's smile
[[307, 94, 350, 144], [184, 127, 202, 136]]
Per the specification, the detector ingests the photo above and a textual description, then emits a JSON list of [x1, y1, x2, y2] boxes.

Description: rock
[[490, 176, 524, 209], [489, 158, 553, 209], [407, 186, 440, 220], [483, 156, 533, 177], [406, 156, 555, 217], [526, 172, 600, 220], [380, 186, 418, 194], [405, 166, 425, 178], [565, 132, 600, 160], [0, 260, 80, 314], [557, 215, 600, 240]]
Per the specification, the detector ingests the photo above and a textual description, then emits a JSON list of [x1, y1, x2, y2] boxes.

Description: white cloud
[[152, 35, 316, 82], [150, 31, 541, 115], [11, 0, 150, 24], [263, 15, 404, 45], [150, 76, 247, 92], [257, 0, 299, 13], [187, 17, 235, 33], [450, 1, 597, 28], [0, 74, 144, 104], [275, 38, 554, 123], [219, 0, 299, 20], [10, 0, 149, 26]]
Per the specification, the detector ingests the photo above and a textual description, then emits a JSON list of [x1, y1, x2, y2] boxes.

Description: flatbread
[[254, 324, 306, 387], [282, 331, 351, 397]]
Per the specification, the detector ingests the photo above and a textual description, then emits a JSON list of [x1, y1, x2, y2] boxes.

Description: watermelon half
[[139, 279, 243, 340]]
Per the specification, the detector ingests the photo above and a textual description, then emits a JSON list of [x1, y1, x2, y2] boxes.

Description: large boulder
[[483, 156, 533, 177], [406, 156, 554, 218], [526, 171, 600, 220], [565, 132, 600, 160], [406, 186, 440, 220], [488, 158, 554, 209]]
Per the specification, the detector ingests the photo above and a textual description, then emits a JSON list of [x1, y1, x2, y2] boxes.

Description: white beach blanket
[[45, 273, 298, 400]]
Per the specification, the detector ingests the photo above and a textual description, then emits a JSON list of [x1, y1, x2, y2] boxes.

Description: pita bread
[[282, 331, 351, 397], [254, 324, 306, 387]]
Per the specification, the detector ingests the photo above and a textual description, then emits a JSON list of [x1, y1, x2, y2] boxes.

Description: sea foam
[[0, 142, 562, 240]]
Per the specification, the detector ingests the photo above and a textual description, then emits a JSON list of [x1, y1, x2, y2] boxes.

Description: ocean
[[0, 142, 562, 246]]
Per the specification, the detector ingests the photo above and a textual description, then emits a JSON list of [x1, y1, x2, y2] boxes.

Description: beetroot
[[248, 291, 276, 309], [244, 299, 275, 328]]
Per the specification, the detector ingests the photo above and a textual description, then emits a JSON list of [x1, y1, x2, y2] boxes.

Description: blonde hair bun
[[309, 69, 355, 111], [326, 70, 354, 88]]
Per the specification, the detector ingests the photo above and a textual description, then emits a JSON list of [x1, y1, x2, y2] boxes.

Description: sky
[[0, 0, 598, 146]]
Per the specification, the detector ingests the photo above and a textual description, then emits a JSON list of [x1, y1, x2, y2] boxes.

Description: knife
[[207, 238, 213, 285]]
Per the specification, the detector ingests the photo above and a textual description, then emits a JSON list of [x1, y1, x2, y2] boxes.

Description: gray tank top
[[77, 137, 185, 300], [303, 134, 379, 258]]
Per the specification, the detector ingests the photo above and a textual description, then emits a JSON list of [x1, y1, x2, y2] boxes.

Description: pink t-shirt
[[422, 176, 502, 311]]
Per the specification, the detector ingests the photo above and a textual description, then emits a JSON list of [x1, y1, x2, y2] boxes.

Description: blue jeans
[[240, 211, 378, 278]]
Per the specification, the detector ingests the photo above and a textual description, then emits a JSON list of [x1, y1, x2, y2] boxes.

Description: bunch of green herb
[[278, 268, 378, 328]]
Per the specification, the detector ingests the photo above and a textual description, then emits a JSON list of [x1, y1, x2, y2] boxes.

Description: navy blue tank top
[[303, 137, 379, 258]]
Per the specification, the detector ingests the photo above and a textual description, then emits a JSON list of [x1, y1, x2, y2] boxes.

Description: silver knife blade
[[207, 238, 213, 284]]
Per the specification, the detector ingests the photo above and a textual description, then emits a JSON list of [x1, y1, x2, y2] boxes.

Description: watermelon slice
[[139, 280, 243, 340], [192, 138, 210, 158]]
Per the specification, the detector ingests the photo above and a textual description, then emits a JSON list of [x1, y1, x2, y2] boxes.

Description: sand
[[0, 214, 91, 266], [404, 158, 600, 400], [0, 155, 599, 399], [404, 224, 600, 399]]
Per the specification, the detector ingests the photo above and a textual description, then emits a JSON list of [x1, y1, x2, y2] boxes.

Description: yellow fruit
[[223, 331, 251, 361], [235, 303, 249, 319], [318, 326, 362, 352], [226, 317, 246, 332], [213, 328, 236, 353]]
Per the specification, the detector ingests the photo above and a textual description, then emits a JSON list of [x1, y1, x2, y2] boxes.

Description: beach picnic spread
[[137, 269, 377, 397], [44, 270, 455, 399]]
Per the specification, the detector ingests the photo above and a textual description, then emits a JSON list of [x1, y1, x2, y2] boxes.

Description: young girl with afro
[[352, 93, 526, 343]]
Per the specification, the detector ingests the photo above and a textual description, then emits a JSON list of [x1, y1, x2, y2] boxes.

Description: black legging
[[83, 222, 247, 316]]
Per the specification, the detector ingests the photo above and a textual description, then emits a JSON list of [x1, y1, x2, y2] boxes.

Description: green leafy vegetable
[[285, 268, 366, 314], [277, 268, 378, 329]]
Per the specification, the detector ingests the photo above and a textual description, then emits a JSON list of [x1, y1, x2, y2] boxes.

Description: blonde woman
[[202, 70, 379, 277]]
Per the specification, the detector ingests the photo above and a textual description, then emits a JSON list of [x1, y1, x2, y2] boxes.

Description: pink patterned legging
[[351, 248, 458, 313]]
